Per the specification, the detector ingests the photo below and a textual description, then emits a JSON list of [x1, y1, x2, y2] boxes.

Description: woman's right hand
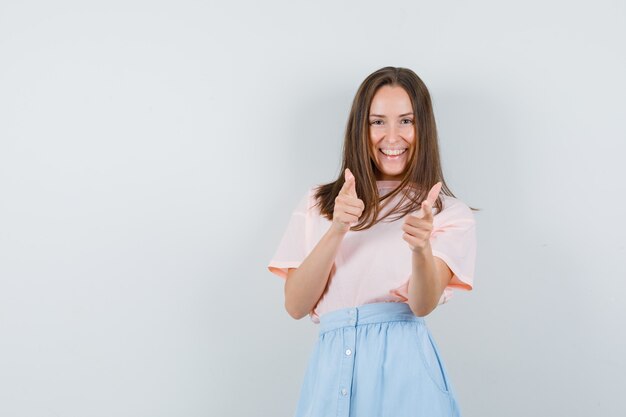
[[331, 168, 365, 234]]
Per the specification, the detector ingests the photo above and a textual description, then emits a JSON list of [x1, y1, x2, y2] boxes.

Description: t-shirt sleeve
[[267, 187, 314, 280], [430, 197, 477, 302], [388, 196, 477, 306]]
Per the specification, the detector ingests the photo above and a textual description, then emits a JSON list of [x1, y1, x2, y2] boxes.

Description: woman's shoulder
[[292, 184, 323, 215], [439, 193, 467, 207], [437, 194, 475, 222]]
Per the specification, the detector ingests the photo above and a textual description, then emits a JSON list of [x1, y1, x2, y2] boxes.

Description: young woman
[[267, 66, 478, 417]]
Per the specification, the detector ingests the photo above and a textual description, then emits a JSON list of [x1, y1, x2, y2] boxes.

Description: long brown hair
[[312, 66, 480, 231]]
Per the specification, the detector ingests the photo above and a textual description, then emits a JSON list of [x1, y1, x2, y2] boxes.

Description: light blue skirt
[[294, 301, 462, 417]]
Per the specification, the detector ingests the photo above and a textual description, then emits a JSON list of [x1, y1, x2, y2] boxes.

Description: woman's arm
[[285, 168, 362, 320], [401, 182, 453, 316], [407, 242, 453, 316], [283, 224, 346, 319]]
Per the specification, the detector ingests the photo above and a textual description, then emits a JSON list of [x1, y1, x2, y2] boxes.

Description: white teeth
[[381, 149, 407, 156]]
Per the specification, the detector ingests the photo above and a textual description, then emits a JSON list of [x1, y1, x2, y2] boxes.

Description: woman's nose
[[387, 124, 400, 141]]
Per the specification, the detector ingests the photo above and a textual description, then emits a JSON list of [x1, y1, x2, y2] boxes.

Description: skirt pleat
[[293, 301, 462, 417]]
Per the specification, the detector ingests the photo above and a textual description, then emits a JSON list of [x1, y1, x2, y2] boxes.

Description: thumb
[[420, 198, 433, 222], [423, 181, 442, 221], [411, 181, 442, 219], [345, 168, 357, 197], [426, 181, 442, 205]]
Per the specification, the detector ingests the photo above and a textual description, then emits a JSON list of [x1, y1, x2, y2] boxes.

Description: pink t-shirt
[[267, 180, 477, 323]]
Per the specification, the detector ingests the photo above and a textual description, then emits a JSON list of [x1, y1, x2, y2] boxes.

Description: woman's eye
[[402, 118, 414, 124], [370, 120, 382, 125]]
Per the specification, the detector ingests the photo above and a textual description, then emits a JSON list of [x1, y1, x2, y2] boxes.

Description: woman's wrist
[[328, 220, 350, 238]]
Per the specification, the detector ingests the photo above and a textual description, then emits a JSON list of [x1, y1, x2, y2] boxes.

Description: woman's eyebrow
[[369, 112, 414, 118]]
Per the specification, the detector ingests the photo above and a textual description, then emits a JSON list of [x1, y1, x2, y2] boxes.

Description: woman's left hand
[[402, 182, 442, 253]]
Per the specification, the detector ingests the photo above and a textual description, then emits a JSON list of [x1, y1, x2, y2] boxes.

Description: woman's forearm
[[284, 225, 346, 319], [407, 242, 443, 316]]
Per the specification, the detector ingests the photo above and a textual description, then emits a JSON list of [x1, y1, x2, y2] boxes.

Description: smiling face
[[368, 85, 417, 181]]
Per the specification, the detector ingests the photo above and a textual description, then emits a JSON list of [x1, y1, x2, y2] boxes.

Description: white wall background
[[1, 0, 624, 416]]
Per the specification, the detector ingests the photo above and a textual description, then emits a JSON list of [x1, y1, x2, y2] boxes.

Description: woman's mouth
[[379, 148, 407, 160]]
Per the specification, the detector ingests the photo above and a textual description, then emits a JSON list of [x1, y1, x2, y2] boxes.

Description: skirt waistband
[[318, 301, 424, 335]]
